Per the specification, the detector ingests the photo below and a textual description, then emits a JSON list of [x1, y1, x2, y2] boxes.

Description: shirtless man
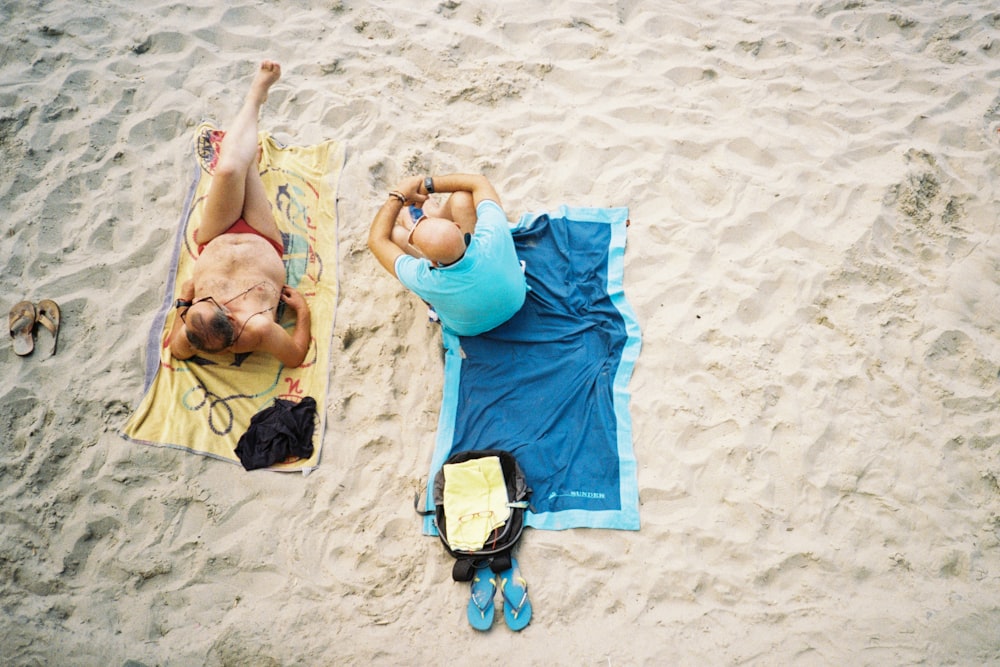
[[167, 61, 312, 368]]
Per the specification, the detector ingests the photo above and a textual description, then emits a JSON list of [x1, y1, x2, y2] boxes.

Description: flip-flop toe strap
[[502, 578, 528, 616], [37, 314, 57, 335], [10, 314, 33, 334]]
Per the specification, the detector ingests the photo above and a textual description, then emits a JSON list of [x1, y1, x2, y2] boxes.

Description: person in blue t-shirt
[[367, 173, 527, 336]]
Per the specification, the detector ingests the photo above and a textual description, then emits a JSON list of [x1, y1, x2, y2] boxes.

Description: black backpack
[[417, 449, 532, 582]]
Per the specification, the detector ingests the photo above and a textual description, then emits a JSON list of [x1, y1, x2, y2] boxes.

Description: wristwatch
[[175, 299, 193, 309], [423, 176, 435, 194]]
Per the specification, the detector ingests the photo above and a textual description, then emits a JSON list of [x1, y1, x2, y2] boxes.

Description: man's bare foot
[[247, 60, 281, 106]]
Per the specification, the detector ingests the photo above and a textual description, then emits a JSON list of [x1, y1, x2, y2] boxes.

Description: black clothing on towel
[[235, 397, 317, 470]]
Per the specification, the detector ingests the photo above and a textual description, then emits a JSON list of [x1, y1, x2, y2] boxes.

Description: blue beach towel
[[423, 206, 641, 532]]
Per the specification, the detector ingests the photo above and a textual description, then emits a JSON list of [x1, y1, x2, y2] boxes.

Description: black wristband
[[424, 176, 435, 194], [175, 299, 193, 309]]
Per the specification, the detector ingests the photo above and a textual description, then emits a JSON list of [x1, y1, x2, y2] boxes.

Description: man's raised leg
[[430, 191, 477, 235], [241, 153, 283, 247], [198, 61, 282, 245]]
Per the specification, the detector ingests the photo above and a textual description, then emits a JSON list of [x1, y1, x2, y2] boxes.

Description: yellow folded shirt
[[442, 456, 511, 551]]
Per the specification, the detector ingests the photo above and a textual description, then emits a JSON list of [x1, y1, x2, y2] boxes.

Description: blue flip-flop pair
[[466, 559, 532, 631]]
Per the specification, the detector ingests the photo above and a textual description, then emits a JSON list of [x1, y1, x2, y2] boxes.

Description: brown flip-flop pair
[[9, 299, 60, 357]]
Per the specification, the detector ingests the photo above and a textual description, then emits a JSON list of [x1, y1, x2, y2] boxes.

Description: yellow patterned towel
[[443, 456, 511, 551], [122, 124, 343, 473]]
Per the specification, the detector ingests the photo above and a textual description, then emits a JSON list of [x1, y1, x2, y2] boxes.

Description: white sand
[[2, 1, 999, 664]]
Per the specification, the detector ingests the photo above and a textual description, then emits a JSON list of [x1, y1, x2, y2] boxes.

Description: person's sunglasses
[[406, 214, 428, 249], [178, 281, 274, 351], [179, 296, 223, 324]]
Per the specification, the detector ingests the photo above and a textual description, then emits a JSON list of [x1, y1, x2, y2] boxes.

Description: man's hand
[[281, 285, 308, 314], [392, 175, 428, 205], [417, 173, 500, 209], [260, 284, 312, 368]]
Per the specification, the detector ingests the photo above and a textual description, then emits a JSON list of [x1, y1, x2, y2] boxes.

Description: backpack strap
[[413, 490, 434, 517], [489, 552, 512, 574], [452, 559, 477, 582]]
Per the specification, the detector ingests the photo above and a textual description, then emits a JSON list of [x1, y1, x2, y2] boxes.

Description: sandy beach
[[2, 0, 1000, 664]]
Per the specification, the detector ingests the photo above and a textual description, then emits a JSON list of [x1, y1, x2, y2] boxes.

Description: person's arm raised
[[257, 286, 312, 368], [168, 324, 197, 360], [167, 279, 197, 360], [420, 173, 501, 209], [367, 195, 406, 277], [367, 176, 426, 277]]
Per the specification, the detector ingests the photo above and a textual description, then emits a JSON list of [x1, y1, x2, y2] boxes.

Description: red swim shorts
[[197, 218, 284, 257]]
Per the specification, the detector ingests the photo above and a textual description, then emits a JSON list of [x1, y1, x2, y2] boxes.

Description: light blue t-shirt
[[395, 200, 527, 336]]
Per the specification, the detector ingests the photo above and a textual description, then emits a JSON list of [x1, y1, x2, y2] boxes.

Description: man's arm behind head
[[258, 289, 312, 368]]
